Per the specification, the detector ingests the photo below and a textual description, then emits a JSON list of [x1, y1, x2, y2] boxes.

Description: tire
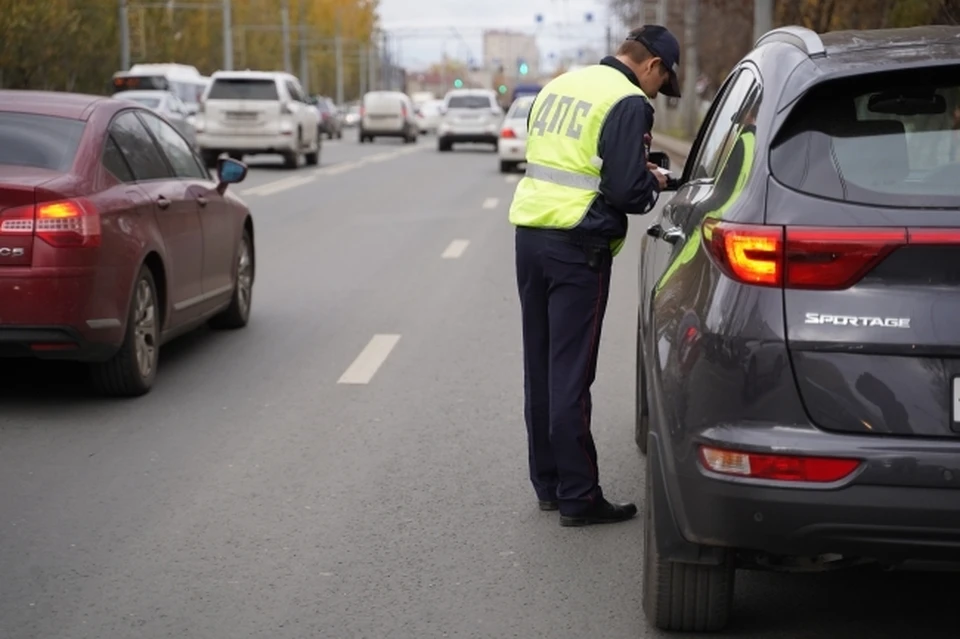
[[642, 470, 735, 632], [499, 160, 515, 173], [90, 266, 160, 397], [635, 323, 650, 455], [438, 139, 452, 152], [305, 136, 320, 166], [209, 228, 254, 330], [336, 130, 343, 139], [282, 150, 299, 169]]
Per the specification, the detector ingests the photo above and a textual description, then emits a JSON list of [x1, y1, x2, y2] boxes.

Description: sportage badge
[[805, 312, 910, 329]]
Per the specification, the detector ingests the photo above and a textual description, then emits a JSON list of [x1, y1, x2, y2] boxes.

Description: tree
[[0, 0, 379, 100]]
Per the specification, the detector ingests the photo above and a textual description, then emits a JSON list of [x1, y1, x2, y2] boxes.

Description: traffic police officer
[[508, 26, 682, 527]]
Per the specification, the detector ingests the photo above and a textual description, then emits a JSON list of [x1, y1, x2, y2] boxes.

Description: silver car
[[115, 89, 197, 145]]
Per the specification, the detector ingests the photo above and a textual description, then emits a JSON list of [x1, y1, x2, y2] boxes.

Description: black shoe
[[538, 500, 559, 511], [559, 498, 638, 527]]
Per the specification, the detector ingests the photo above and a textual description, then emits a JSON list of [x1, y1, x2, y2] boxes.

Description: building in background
[[482, 30, 540, 79]]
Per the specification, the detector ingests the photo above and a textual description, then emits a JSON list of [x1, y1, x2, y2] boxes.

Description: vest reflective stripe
[[525, 162, 602, 191], [509, 65, 647, 257], [655, 130, 756, 292]]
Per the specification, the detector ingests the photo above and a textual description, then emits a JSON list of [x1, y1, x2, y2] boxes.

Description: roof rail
[[755, 26, 826, 57]]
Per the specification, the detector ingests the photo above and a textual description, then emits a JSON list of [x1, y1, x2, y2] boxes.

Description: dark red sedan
[[0, 90, 256, 396]]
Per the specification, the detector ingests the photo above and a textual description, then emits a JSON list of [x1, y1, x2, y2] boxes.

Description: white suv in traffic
[[437, 89, 503, 152], [195, 70, 321, 169]]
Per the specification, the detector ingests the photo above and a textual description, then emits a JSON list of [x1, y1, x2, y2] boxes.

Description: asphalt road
[[0, 133, 956, 639]]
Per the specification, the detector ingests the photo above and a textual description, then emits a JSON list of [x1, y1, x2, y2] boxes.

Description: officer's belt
[[522, 227, 612, 251], [524, 162, 601, 191]]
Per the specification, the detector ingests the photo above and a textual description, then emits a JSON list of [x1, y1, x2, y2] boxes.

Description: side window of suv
[[688, 68, 760, 182]]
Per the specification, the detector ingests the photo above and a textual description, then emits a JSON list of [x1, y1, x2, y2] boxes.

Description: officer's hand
[[648, 162, 668, 191]]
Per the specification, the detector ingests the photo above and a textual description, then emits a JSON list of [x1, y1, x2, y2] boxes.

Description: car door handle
[[157, 196, 171, 210], [661, 227, 685, 244], [646, 223, 663, 238], [196, 195, 208, 207]]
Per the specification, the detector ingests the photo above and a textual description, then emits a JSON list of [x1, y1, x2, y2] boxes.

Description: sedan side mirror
[[216, 157, 248, 195]]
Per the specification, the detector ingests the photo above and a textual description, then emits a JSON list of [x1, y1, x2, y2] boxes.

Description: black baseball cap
[[626, 25, 682, 98]]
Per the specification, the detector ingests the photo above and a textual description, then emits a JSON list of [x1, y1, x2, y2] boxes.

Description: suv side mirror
[[216, 157, 248, 195]]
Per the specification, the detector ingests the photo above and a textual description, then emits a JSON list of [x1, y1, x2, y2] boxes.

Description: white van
[[196, 70, 321, 169], [359, 91, 419, 144]]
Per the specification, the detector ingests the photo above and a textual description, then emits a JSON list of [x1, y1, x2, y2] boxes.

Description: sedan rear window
[[508, 100, 534, 120], [770, 65, 960, 208], [448, 95, 492, 109], [207, 78, 279, 101], [0, 112, 85, 172]]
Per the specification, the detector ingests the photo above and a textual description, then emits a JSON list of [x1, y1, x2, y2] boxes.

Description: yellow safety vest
[[655, 130, 756, 292], [508, 64, 648, 257]]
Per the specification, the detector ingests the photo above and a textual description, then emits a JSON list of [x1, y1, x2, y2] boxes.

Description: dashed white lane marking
[[441, 239, 470, 259], [337, 334, 402, 385], [482, 197, 499, 209], [504, 174, 520, 184], [242, 145, 424, 195]]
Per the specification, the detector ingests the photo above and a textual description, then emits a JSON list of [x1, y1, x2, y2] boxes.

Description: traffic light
[[498, 84, 507, 94], [453, 78, 463, 88], [519, 63, 529, 76]]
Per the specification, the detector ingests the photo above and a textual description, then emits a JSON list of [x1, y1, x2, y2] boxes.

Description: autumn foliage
[[0, 0, 378, 98], [610, 0, 960, 95]]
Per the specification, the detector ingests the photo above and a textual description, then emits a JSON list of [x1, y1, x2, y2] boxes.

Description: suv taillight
[[0, 199, 101, 248], [401, 105, 408, 118], [702, 220, 920, 291]]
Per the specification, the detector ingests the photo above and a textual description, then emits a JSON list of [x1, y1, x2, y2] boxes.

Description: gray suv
[[638, 25, 960, 632]]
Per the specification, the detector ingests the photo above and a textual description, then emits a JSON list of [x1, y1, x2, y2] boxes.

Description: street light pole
[[222, 0, 233, 70], [120, 0, 131, 70], [753, 0, 774, 44], [335, 11, 344, 104], [281, 0, 292, 74]]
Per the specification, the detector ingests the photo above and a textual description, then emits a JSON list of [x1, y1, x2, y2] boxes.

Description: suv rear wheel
[[642, 468, 735, 632], [90, 266, 159, 397]]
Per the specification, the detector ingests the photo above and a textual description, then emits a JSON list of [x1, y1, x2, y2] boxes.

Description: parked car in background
[[0, 90, 255, 397], [312, 96, 343, 139], [437, 89, 503, 152], [415, 99, 444, 135], [116, 89, 197, 145], [637, 24, 960, 633], [195, 70, 321, 169], [359, 91, 418, 144], [497, 95, 534, 173]]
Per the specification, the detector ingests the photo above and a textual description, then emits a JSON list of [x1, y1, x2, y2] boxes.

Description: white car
[[115, 89, 197, 146], [498, 95, 535, 173], [415, 99, 444, 135], [195, 70, 321, 169], [437, 89, 503, 152], [359, 91, 419, 143]]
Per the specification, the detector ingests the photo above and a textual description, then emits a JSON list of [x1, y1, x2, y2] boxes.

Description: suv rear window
[[207, 78, 279, 101], [448, 95, 492, 109], [508, 99, 534, 120], [771, 65, 960, 208], [0, 113, 85, 171]]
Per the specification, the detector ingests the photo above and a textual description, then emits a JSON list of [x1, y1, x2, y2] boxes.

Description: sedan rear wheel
[[90, 266, 159, 397]]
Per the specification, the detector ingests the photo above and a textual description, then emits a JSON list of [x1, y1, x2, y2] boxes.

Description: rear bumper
[[0, 269, 125, 361], [657, 426, 960, 563], [0, 326, 117, 361], [498, 139, 526, 162], [196, 132, 297, 154], [440, 133, 499, 144]]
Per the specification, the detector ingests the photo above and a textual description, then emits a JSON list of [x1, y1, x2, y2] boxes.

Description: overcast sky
[[377, 0, 619, 71]]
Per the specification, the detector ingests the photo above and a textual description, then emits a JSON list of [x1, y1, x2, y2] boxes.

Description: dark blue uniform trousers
[[514, 226, 612, 516]]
